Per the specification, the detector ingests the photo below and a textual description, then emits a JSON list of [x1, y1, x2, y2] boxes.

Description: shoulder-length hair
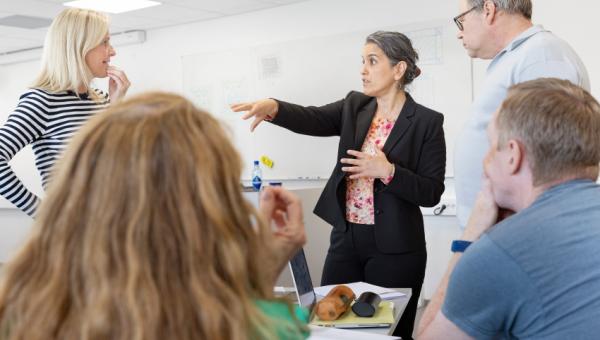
[[0, 92, 303, 340], [32, 8, 109, 95]]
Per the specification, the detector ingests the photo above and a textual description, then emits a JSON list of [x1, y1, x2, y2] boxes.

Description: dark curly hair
[[366, 31, 421, 89]]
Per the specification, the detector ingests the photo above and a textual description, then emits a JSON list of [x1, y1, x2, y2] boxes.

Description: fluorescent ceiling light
[[63, 0, 161, 14]]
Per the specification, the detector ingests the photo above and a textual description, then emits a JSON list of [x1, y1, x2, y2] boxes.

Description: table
[[306, 288, 412, 339], [358, 288, 411, 336]]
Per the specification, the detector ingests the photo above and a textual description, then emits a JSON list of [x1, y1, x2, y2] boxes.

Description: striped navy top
[[0, 88, 110, 216]]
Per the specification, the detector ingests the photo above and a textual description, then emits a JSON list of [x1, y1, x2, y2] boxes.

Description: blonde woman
[[0, 92, 309, 340], [0, 8, 130, 216]]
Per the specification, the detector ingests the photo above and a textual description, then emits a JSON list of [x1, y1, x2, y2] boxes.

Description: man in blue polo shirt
[[417, 79, 600, 339], [453, 0, 590, 227]]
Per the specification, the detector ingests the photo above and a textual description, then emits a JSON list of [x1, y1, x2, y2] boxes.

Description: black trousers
[[321, 223, 426, 340]]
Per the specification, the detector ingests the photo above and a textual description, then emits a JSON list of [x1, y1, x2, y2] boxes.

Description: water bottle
[[252, 160, 262, 191]]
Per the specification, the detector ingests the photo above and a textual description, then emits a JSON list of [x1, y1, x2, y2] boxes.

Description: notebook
[[288, 248, 394, 329]]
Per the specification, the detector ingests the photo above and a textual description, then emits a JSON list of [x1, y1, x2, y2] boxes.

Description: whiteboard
[[181, 20, 472, 180]]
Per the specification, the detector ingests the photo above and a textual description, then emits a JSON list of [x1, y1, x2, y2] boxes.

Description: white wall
[[82, 0, 458, 97], [0, 0, 458, 260]]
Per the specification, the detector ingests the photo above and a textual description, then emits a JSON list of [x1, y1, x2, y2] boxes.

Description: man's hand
[[462, 177, 499, 242]]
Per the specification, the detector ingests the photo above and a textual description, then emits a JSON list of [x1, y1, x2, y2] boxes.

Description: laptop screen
[[288, 248, 317, 310]]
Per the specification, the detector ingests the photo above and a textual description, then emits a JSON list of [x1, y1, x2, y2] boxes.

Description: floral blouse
[[345, 116, 396, 225]]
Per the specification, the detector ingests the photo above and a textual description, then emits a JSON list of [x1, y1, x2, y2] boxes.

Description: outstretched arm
[[232, 97, 345, 136]]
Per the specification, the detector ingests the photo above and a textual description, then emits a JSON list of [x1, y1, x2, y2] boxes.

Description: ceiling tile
[[1, 1, 63, 19], [36, 0, 69, 3], [0, 25, 47, 42], [0, 36, 41, 53], [0, 15, 53, 29], [126, 3, 222, 23], [258, 0, 306, 4], [0, 0, 312, 54], [167, 0, 275, 15], [108, 13, 172, 31]]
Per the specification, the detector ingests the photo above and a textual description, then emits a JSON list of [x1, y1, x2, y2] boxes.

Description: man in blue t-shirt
[[417, 78, 600, 339]]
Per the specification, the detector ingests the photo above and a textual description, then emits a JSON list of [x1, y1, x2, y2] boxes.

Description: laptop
[[288, 248, 318, 312], [288, 248, 394, 329]]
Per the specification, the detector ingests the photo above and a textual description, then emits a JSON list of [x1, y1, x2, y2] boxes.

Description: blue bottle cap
[[254, 160, 259, 165]]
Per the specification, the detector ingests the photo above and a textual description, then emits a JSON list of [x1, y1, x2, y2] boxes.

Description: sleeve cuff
[[381, 164, 395, 185]]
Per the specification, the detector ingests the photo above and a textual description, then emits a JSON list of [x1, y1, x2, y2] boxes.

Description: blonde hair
[[0, 92, 304, 340], [32, 8, 109, 95], [497, 78, 600, 185], [468, 0, 532, 19]]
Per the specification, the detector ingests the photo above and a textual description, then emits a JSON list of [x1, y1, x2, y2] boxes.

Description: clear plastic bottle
[[252, 160, 262, 191]]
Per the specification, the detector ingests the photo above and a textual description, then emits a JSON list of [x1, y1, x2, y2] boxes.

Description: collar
[[538, 179, 597, 201], [490, 25, 547, 66], [67, 90, 90, 100], [401, 92, 417, 118], [504, 25, 546, 52], [353, 92, 416, 150]]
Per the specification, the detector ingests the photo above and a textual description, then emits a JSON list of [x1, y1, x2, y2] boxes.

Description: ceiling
[[0, 0, 308, 54]]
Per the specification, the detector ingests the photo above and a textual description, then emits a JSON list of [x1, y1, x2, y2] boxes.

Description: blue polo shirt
[[443, 180, 600, 339], [454, 25, 590, 226]]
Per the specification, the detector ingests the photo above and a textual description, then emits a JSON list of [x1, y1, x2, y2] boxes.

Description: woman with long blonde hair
[[0, 92, 309, 340], [0, 8, 130, 216]]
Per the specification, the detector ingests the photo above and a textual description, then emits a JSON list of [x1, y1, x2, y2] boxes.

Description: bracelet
[[451, 240, 472, 253]]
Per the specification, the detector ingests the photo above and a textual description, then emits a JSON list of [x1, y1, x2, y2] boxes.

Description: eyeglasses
[[453, 6, 477, 31]]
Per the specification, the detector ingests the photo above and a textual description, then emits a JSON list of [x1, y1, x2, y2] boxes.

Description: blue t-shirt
[[443, 180, 600, 339], [454, 25, 590, 226]]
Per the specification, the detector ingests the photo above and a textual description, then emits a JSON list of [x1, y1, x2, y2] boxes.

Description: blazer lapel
[[353, 99, 377, 150], [382, 94, 417, 154]]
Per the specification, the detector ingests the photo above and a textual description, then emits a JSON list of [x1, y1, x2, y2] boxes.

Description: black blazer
[[272, 91, 446, 253]]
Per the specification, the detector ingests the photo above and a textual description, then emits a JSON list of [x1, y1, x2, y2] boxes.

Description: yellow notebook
[[310, 301, 394, 328]]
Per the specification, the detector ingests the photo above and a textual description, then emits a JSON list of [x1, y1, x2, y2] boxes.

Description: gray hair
[[365, 31, 421, 89], [468, 0, 532, 19]]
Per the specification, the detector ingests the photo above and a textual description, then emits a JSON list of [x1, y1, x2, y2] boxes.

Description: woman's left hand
[[341, 148, 394, 179], [107, 66, 130, 102], [259, 187, 306, 259], [259, 187, 306, 284]]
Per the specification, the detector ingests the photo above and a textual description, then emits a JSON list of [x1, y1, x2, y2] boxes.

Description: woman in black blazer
[[232, 31, 446, 339]]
